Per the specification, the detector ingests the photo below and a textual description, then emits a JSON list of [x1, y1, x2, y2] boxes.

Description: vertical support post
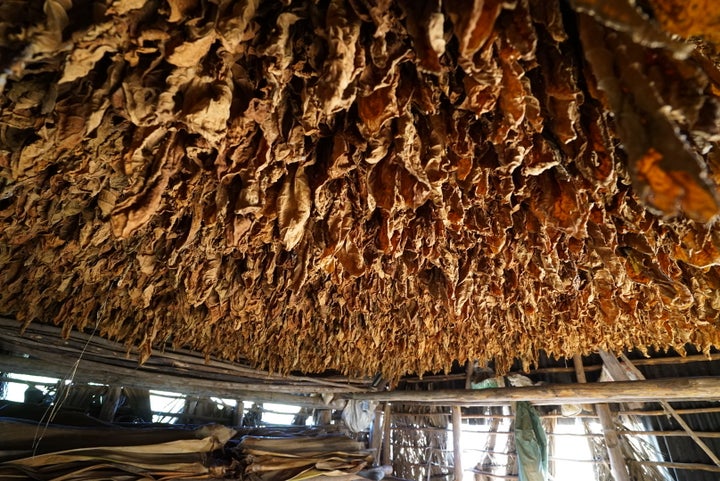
[[370, 404, 384, 465], [317, 409, 332, 426], [98, 385, 122, 422], [597, 404, 631, 481], [464, 361, 474, 390], [233, 399, 244, 426], [573, 355, 587, 384], [382, 403, 392, 466], [575, 355, 630, 481], [452, 405, 463, 481]]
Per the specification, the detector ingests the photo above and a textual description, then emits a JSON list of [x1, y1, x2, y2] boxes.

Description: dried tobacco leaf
[[1, 0, 720, 381]]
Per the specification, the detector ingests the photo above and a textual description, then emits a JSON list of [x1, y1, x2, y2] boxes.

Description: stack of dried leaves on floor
[[1, 0, 720, 379], [237, 434, 372, 481], [0, 420, 235, 480]]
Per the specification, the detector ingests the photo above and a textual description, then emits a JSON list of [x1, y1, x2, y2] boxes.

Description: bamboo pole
[[452, 406, 463, 481], [344, 377, 720, 405], [393, 430, 720, 440], [574, 354, 630, 481]]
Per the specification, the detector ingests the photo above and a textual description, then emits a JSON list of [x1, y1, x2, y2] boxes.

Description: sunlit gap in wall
[[451, 408, 600, 481]]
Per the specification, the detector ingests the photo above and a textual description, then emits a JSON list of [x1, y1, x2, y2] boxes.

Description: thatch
[[1, 0, 720, 380]]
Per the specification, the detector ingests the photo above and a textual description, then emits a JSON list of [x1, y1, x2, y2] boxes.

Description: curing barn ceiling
[[1, 0, 720, 380]]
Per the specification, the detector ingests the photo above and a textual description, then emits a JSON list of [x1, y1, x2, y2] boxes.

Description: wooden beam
[[0, 354, 344, 410], [344, 377, 720, 406], [575, 354, 630, 481], [452, 406, 463, 481]]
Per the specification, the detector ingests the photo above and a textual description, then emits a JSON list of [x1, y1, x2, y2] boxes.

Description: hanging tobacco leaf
[[1, 0, 720, 381]]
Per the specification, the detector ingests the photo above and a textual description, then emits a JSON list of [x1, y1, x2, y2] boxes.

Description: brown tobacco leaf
[[648, 0, 720, 45], [278, 166, 312, 250], [2, 0, 720, 381], [577, 11, 720, 222], [399, 0, 446, 74], [446, 0, 504, 67], [636, 148, 720, 222], [111, 131, 183, 238]]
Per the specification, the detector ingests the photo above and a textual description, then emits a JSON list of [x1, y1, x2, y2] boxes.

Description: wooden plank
[[0, 347, 340, 394], [344, 377, 720, 405], [452, 406, 463, 481]]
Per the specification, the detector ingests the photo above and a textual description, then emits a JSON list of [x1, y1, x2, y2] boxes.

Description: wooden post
[[452, 405, 463, 481], [597, 404, 631, 481], [382, 403, 392, 466], [317, 409, 332, 426], [465, 361, 474, 390], [572, 355, 587, 384], [370, 404, 384, 465], [233, 399, 244, 426], [575, 355, 630, 481], [98, 385, 122, 422]]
